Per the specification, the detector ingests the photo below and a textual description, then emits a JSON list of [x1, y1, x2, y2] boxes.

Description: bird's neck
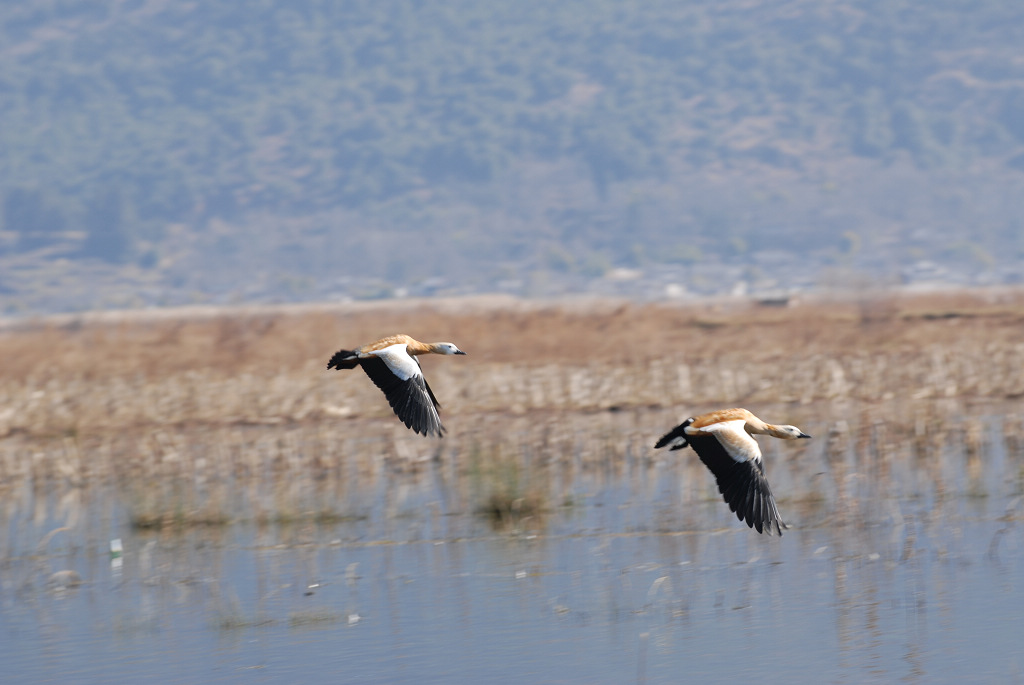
[[761, 424, 793, 439], [406, 340, 435, 355], [745, 418, 772, 436]]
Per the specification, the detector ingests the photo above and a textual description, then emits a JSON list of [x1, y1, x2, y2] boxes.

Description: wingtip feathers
[[327, 349, 359, 370]]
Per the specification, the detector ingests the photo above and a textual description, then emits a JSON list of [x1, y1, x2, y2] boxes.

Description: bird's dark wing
[[654, 419, 693, 450], [418, 359, 442, 410], [686, 433, 787, 535], [327, 349, 360, 370], [359, 356, 444, 437]]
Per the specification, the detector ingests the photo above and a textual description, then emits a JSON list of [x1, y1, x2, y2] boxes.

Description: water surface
[[1, 410, 1022, 683]]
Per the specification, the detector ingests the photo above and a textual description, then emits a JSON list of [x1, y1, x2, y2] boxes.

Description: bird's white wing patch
[[688, 419, 762, 463], [367, 344, 423, 381]]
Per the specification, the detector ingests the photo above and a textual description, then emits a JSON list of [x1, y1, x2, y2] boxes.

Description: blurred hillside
[[2, 1, 1024, 313]]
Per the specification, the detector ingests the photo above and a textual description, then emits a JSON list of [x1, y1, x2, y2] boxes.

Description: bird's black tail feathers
[[654, 417, 694, 451], [327, 349, 360, 370]]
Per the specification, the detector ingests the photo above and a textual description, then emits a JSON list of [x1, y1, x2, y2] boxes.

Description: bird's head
[[772, 424, 811, 440], [431, 342, 467, 355]]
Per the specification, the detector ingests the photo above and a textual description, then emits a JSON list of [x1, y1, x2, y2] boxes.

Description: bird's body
[[327, 334, 466, 437], [655, 408, 810, 535]]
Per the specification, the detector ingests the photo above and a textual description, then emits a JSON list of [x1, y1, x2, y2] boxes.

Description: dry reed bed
[[2, 290, 1024, 532], [4, 290, 1024, 438], [1, 399, 1022, 561], [0, 410, 654, 553], [5, 348, 1024, 436]]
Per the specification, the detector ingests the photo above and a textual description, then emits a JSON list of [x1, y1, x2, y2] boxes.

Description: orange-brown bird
[[327, 334, 466, 437], [655, 408, 810, 535]]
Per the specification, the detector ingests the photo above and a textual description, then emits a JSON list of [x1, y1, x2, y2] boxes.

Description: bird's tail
[[327, 349, 360, 370], [654, 417, 694, 451]]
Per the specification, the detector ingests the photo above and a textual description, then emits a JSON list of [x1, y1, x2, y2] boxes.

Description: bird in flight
[[655, 408, 810, 535], [327, 334, 466, 437]]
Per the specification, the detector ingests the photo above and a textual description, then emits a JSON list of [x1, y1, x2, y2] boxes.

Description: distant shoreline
[[3, 282, 1021, 331]]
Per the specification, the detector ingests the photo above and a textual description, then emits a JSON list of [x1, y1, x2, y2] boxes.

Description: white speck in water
[[515, 570, 527, 579], [647, 576, 672, 601], [868, 553, 880, 561], [47, 570, 82, 591], [814, 546, 829, 556], [347, 613, 361, 625]]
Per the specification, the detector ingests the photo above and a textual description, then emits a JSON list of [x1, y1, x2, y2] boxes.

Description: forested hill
[[3, 1, 1024, 312]]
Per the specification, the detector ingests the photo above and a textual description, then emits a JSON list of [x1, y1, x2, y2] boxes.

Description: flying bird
[[327, 334, 466, 437], [655, 408, 810, 535]]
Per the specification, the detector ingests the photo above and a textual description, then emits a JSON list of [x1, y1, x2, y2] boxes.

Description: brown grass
[[2, 289, 1024, 440], [2, 288, 1024, 532]]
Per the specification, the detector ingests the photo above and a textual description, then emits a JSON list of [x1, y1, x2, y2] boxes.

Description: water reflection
[[1, 404, 1023, 683]]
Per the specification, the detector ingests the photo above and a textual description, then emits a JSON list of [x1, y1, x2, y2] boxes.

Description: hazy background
[[4, 6, 1024, 680], [3, 0, 1024, 314]]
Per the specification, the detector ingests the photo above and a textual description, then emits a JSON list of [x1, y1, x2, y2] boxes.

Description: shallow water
[[2, 411, 1023, 684]]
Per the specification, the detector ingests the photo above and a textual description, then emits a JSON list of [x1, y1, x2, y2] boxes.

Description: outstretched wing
[[685, 424, 786, 535], [359, 354, 444, 437], [327, 349, 360, 370], [654, 418, 693, 451]]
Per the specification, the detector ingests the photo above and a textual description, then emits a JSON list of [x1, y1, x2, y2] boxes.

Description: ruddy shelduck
[[327, 334, 466, 437], [655, 408, 810, 535]]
